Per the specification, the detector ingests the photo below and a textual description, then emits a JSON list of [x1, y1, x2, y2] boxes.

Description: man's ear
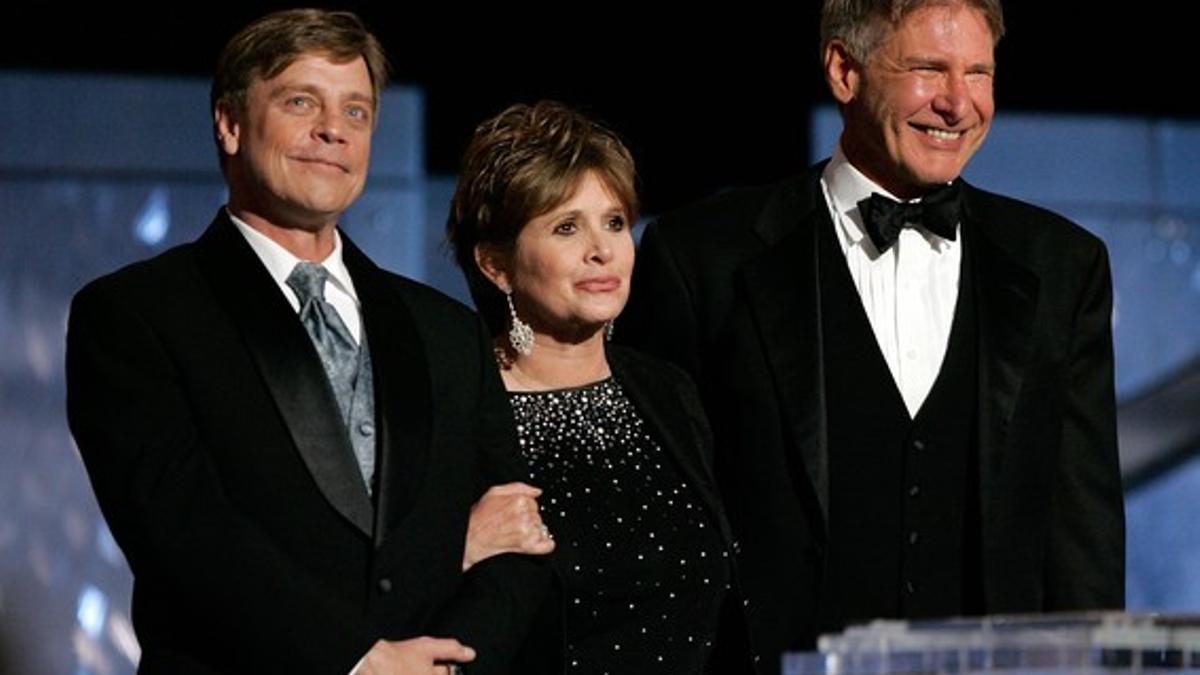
[[214, 100, 242, 157], [824, 39, 862, 105]]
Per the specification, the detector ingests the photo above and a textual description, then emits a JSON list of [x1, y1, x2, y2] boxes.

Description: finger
[[529, 537, 556, 554], [515, 511, 546, 535], [516, 532, 556, 555], [486, 482, 543, 497], [523, 521, 554, 544], [422, 637, 476, 663], [519, 494, 548, 516]]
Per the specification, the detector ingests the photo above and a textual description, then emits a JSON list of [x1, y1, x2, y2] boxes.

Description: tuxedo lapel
[[195, 212, 374, 535], [341, 236, 432, 544], [962, 186, 1040, 524], [739, 175, 830, 531]]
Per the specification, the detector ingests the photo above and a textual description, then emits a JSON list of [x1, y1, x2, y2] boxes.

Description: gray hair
[[821, 0, 1005, 63]]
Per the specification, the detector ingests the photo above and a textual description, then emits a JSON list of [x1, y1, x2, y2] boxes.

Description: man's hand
[[358, 636, 475, 674]]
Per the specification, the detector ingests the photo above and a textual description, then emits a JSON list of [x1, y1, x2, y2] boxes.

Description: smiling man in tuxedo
[[621, 2, 1125, 672], [66, 10, 546, 674]]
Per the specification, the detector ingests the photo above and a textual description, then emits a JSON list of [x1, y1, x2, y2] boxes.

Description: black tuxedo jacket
[[620, 165, 1125, 674], [66, 211, 550, 674]]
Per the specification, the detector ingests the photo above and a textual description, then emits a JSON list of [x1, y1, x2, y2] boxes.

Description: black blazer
[[620, 166, 1125, 674], [66, 211, 550, 674], [513, 345, 752, 674]]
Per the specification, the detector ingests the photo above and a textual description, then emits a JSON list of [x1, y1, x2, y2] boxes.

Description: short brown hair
[[821, 0, 1005, 63], [210, 9, 388, 158], [446, 100, 639, 337]]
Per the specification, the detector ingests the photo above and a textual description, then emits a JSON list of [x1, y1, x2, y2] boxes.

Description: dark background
[[4, 4, 1194, 213]]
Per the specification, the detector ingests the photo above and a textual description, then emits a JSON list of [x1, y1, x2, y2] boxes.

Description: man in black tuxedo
[[66, 10, 547, 674], [621, 1, 1124, 672]]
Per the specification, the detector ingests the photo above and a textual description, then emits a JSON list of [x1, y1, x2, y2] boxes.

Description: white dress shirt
[[229, 210, 362, 344], [230, 210, 368, 674], [819, 146, 962, 417]]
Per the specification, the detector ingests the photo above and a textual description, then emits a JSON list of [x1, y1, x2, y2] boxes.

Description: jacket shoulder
[[653, 172, 815, 240], [382, 272, 481, 329], [72, 243, 200, 310], [964, 183, 1107, 254]]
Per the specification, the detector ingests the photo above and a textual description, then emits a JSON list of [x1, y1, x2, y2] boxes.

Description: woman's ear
[[474, 243, 511, 292]]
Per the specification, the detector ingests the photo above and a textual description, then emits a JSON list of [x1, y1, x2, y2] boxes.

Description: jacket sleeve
[[1042, 240, 1125, 609], [425, 316, 554, 674]]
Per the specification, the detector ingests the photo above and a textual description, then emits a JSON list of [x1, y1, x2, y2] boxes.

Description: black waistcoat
[[816, 218, 983, 633]]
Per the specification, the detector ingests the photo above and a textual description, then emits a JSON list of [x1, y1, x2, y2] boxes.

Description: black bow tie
[[856, 182, 963, 253]]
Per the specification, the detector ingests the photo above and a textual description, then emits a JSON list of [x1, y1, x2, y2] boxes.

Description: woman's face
[[502, 170, 634, 343]]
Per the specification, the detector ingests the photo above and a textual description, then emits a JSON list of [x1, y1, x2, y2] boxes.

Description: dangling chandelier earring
[[604, 319, 615, 341], [506, 290, 534, 356]]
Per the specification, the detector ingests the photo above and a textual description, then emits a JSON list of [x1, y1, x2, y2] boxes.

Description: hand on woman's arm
[[356, 637, 475, 674], [463, 482, 555, 571]]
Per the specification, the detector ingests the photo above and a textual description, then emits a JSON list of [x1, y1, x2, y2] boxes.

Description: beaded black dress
[[509, 377, 730, 674]]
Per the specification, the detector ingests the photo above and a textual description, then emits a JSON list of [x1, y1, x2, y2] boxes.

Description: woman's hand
[[463, 482, 555, 571]]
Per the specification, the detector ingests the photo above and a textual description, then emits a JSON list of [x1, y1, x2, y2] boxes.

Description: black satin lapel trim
[[966, 202, 1039, 521], [740, 204, 829, 530], [608, 350, 734, 546], [342, 237, 432, 544], [195, 214, 373, 535]]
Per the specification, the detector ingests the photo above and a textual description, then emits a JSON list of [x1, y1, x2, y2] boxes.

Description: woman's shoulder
[[606, 345, 707, 424]]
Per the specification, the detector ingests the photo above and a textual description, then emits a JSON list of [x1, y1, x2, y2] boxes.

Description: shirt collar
[[227, 208, 359, 303], [821, 143, 957, 252]]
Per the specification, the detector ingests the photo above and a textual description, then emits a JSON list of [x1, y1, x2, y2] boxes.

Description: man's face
[[217, 53, 374, 232], [832, 4, 995, 198]]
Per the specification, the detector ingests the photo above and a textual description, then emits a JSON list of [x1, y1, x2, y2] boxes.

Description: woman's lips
[[575, 276, 621, 292]]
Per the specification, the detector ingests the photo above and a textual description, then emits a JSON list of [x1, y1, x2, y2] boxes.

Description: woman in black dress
[[447, 101, 747, 674]]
